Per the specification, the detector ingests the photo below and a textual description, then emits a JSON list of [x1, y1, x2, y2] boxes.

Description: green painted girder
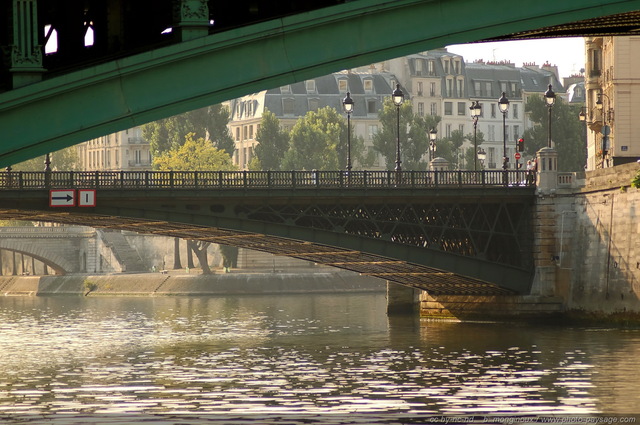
[[1, 0, 639, 167]]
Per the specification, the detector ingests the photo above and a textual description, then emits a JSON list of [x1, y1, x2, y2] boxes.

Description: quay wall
[[563, 162, 640, 317], [0, 270, 386, 297]]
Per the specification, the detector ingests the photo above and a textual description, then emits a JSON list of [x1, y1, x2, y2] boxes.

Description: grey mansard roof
[[263, 72, 397, 118]]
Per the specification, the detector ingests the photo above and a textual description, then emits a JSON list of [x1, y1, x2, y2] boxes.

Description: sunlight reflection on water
[[1, 294, 639, 423]]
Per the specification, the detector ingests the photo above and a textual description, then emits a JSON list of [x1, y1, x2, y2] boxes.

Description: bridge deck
[[0, 170, 535, 296]]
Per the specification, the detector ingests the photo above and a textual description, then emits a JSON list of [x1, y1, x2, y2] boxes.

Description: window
[[513, 104, 519, 119], [364, 79, 373, 92], [446, 124, 452, 138], [308, 98, 319, 111], [457, 102, 466, 116], [418, 102, 424, 116], [338, 79, 348, 93], [488, 125, 495, 141], [235, 127, 240, 140], [444, 102, 453, 115], [446, 79, 453, 97], [428, 60, 435, 75], [282, 98, 295, 115], [415, 59, 423, 74], [367, 99, 377, 114], [485, 82, 492, 97], [306, 80, 316, 93], [281, 85, 291, 94], [249, 125, 254, 139], [430, 103, 437, 116], [514, 125, 520, 139], [453, 60, 460, 74], [457, 79, 463, 97], [443, 60, 450, 74], [417, 82, 423, 96], [491, 104, 496, 119], [368, 124, 378, 139], [430, 82, 436, 96]]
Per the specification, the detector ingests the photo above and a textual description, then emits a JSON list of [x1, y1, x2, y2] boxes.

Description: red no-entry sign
[[514, 152, 521, 160]]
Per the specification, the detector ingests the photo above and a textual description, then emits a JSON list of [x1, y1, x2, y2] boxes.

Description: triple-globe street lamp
[[392, 84, 404, 173], [469, 101, 482, 171]]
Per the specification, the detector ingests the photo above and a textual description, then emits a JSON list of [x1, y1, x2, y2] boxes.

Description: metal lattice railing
[[0, 170, 535, 190]]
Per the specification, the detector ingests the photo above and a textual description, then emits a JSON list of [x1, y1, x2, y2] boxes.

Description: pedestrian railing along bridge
[[0, 170, 536, 296], [0, 170, 534, 190]]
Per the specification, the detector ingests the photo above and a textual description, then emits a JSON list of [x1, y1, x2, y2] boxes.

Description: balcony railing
[[0, 170, 535, 190]]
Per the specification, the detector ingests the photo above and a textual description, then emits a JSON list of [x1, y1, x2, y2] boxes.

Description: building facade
[[226, 71, 396, 170], [584, 35, 640, 170], [76, 126, 152, 171]]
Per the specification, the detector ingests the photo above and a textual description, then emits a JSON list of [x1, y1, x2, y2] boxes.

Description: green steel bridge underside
[[0, 170, 535, 295], [1, 0, 640, 166]]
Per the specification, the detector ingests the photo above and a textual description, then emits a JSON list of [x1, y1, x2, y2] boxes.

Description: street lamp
[[578, 106, 587, 122], [544, 84, 556, 148], [470, 101, 482, 171], [342, 91, 354, 173], [596, 91, 612, 166], [392, 84, 404, 173], [477, 148, 487, 168], [498, 92, 510, 173], [428, 128, 437, 163]]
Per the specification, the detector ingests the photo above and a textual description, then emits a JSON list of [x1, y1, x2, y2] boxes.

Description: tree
[[254, 109, 290, 170], [372, 98, 440, 170], [10, 146, 78, 171], [523, 95, 586, 171], [142, 105, 234, 158], [281, 106, 344, 170], [153, 133, 236, 171]]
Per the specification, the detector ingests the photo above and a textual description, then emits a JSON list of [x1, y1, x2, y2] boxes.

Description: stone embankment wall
[[563, 162, 640, 316], [0, 271, 386, 296]]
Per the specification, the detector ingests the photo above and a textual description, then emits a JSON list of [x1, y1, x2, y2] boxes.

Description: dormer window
[[281, 85, 291, 94], [364, 79, 373, 93], [338, 79, 348, 93], [306, 80, 316, 93]]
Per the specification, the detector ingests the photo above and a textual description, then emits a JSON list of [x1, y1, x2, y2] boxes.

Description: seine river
[[1, 293, 640, 424]]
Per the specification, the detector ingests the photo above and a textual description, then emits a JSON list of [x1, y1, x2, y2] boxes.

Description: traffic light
[[517, 138, 524, 152]]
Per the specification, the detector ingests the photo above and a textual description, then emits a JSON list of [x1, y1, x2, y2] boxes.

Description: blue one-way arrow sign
[[49, 190, 76, 207]]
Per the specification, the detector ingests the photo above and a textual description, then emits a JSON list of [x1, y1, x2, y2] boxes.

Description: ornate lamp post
[[477, 148, 487, 168], [544, 84, 556, 148], [470, 101, 482, 171], [498, 92, 510, 173], [429, 128, 437, 163], [342, 92, 354, 173], [392, 84, 404, 173], [596, 91, 612, 166]]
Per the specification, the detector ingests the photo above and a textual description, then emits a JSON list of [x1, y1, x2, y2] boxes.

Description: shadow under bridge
[[0, 170, 536, 295]]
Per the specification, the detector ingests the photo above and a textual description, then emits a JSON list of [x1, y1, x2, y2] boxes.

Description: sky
[[446, 37, 586, 78]]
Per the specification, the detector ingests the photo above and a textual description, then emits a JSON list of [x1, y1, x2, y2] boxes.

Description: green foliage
[[153, 133, 236, 171], [83, 279, 97, 293], [523, 95, 586, 172], [142, 105, 234, 158], [282, 106, 345, 170], [372, 98, 440, 170], [632, 169, 640, 189], [254, 109, 290, 170], [11, 146, 78, 171]]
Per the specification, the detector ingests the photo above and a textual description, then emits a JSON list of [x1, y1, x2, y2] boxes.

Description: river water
[[1, 293, 639, 424]]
